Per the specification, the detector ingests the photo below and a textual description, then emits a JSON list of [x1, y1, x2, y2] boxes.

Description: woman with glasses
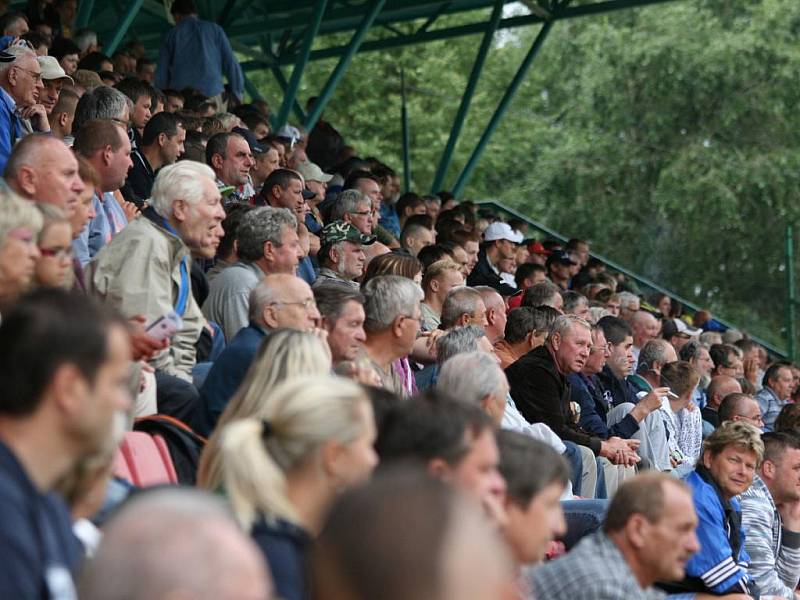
[[0, 186, 42, 315], [34, 204, 74, 289]]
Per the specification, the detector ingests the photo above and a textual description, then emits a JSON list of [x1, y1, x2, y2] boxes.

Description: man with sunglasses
[[0, 45, 49, 173]]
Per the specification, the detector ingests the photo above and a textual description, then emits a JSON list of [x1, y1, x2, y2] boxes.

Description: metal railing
[[477, 199, 790, 359]]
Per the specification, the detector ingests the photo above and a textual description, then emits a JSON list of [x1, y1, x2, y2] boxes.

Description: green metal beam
[[786, 225, 797, 361], [304, 0, 387, 132], [243, 74, 264, 101], [274, 0, 328, 130], [76, 0, 96, 29], [400, 68, 412, 192], [217, 0, 240, 26], [104, 0, 145, 55], [430, 0, 502, 193], [271, 67, 308, 126], [451, 16, 558, 196]]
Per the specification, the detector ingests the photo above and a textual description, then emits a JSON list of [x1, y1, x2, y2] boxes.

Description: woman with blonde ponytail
[[216, 375, 378, 600]]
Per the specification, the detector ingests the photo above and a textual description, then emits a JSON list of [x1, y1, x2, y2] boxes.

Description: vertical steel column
[[270, 67, 308, 126], [76, 0, 96, 29], [400, 68, 411, 193], [786, 224, 797, 361], [304, 0, 386, 132], [430, 0, 503, 194], [451, 19, 556, 197], [243, 74, 263, 102], [274, 0, 329, 130], [104, 0, 144, 55]]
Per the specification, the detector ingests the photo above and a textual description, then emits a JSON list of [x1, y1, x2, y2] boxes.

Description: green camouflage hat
[[320, 220, 377, 247]]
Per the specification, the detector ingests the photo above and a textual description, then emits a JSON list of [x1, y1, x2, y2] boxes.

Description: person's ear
[[426, 458, 452, 482], [157, 132, 168, 148], [102, 144, 113, 166], [16, 165, 38, 196], [550, 331, 562, 351], [172, 198, 189, 222], [702, 449, 713, 469], [390, 315, 405, 339], [211, 153, 224, 171], [262, 240, 274, 261], [58, 111, 69, 129], [321, 439, 347, 484], [625, 514, 649, 550], [261, 305, 279, 329], [762, 459, 776, 480], [49, 363, 87, 420], [430, 279, 439, 293]]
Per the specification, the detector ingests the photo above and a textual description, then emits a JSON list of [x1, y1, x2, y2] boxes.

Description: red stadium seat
[[115, 431, 178, 487]]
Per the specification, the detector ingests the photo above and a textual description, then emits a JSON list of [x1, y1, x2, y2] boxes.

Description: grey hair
[[248, 277, 280, 324], [236, 206, 297, 262], [562, 291, 588, 314], [73, 29, 98, 54], [436, 325, 486, 364], [617, 291, 640, 311], [437, 351, 507, 406], [0, 45, 36, 74], [522, 281, 561, 309], [150, 160, 216, 218], [362, 275, 422, 332], [440, 287, 483, 329], [331, 189, 370, 221], [548, 314, 591, 342], [73, 85, 134, 135], [638, 338, 675, 370]]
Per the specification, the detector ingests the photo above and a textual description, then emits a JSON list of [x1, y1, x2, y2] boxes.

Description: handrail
[[476, 199, 788, 359]]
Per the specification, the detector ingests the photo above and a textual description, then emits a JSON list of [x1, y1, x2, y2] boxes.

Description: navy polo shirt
[[0, 440, 81, 599]]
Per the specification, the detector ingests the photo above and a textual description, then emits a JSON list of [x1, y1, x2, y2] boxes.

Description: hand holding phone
[[145, 310, 183, 342]]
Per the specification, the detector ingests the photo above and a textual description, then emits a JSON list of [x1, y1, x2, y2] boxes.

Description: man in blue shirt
[[155, 0, 244, 105], [0, 289, 133, 598]]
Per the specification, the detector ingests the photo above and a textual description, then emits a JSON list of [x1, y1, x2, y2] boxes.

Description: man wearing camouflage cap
[[313, 220, 376, 290]]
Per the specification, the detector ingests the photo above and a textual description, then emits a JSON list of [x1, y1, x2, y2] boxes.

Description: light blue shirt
[[73, 192, 128, 266]]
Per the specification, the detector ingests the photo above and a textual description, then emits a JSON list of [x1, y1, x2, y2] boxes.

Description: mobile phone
[[145, 310, 183, 342]]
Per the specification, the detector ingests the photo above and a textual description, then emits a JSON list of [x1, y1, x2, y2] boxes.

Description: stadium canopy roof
[[74, 0, 680, 193]]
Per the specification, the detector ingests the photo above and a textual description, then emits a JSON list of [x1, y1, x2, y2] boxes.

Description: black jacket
[[506, 345, 602, 454], [466, 249, 517, 296]]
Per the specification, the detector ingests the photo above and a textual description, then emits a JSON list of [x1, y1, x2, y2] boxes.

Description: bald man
[[701, 375, 742, 429], [630, 310, 660, 365], [4, 134, 85, 218]]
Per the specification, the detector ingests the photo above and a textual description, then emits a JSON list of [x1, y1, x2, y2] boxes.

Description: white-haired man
[[0, 45, 50, 173], [88, 161, 225, 421]]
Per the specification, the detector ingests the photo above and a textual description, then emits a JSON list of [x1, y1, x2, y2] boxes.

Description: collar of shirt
[[0, 85, 16, 113]]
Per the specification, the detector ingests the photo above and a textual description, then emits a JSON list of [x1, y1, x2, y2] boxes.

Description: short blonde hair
[[0, 187, 42, 244], [422, 258, 461, 292], [703, 420, 764, 465]]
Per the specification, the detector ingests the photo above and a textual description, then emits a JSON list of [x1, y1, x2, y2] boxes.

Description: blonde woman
[[34, 204, 75, 289], [218, 375, 378, 600], [197, 329, 332, 490], [0, 186, 43, 315]]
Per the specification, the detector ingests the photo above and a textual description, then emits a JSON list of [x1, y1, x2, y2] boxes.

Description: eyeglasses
[[39, 246, 73, 260], [15, 67, 42, 83], [271, 298, 317, 311], [111, 118, 129, 128], [351, 210, 374, 217]]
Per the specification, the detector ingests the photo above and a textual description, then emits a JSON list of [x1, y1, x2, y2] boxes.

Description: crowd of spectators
[[1, 1, 800, 599]]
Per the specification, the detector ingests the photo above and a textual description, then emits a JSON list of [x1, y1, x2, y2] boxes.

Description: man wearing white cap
[[466, 221, 522, 296], [297, 160, 332, 235], [37, 55, 73, 115], [662, 317, 702, 353]]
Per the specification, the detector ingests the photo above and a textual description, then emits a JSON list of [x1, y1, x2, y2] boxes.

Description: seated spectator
[[718, 392, 765, 429], [296, 161, 330, 232], [206, 202, 252, 281], [50, 38, 80, 77], [215, 376, 377, 600], [122, 112, 185, 206], [4, 133, 84, 215], [0, 11, 29, 37], [440, 286, 488, 332], [662, 317, 702, 353], [701, 375, 743, 428], [202, 207, 300, 341], [710, 343, 745, 379], [136, 57, 156, 83], [314, 284, 366, 365], [521, 280, 564, 312], [681, 339, 715, 407], [72, 84, 132, 137], [630, 309, 660, 364], [531, 473, 700, 600], [736, 338, 765, 393], [0, 46, 50, 173], [395, 192, 426, 230], [466, 222, 520, 296], [77, 51, 114, 74], [495, 306, 557, 369], [113, 77, 153, 140], [330, 189, 373, 235], [437, 351, 509, 426], [665, 421, 762, 596], [0, 188, 42, 313], [197, 274, 321, 435], [514, 262, 547, 291], [206, 131, 255, 204], [616, 290, 640, 323], [497, 431, 569, 568], [37, 55, 72, 116], [361, 275, 421, 396], [420, 258, 463, 332], [505, 314, 638, 497], [314, 221, 375, 290], [78, 488, 272, 600], [46, 86, 78, 140], [399, 218, 434, 257], [416, 324, 492, 390], [740, 431, 800, 598], [71, 119, 133, 265], [0, 289, 131, 597], [475, 285, 507, 345], [562, 290, 589, 319], [657, 361, 702, 476], [546, 250, 577, 291], [595, 316, 643, 406], [312, 469, 516, 600], [756, 361, 795, 430], [88, 161, 225, 419], [258, 168, 311, 222], [376, 392, 507, 526], [33, 204, 73, 289], [774, 402, 800, 433]]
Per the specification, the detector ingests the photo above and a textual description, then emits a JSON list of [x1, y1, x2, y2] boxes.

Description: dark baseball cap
[[232, 126, 266, 154], [546, 250, 577, 267]]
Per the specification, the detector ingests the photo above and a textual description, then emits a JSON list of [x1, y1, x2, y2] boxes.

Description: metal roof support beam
[[274, 0, 329, 130], [271, 67, 308, 126], [104, 0, 144, 55], [217, 0, 240, 26], [76, 0, 96, 29], [304, 0, 386, 132], [243, 74, 264, 101], [451, 17, 557, 196], [400, 68, 411, 193], [430, 0, 502, 193]]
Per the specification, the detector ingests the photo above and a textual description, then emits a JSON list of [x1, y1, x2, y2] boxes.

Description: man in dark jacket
[[466, 222, 519, 296]]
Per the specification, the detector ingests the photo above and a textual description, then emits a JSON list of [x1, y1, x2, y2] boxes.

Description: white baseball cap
[[483, 222, 524, 244]]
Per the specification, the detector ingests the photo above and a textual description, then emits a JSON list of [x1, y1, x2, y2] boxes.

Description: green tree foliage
[[251, 0, 800, 350]]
